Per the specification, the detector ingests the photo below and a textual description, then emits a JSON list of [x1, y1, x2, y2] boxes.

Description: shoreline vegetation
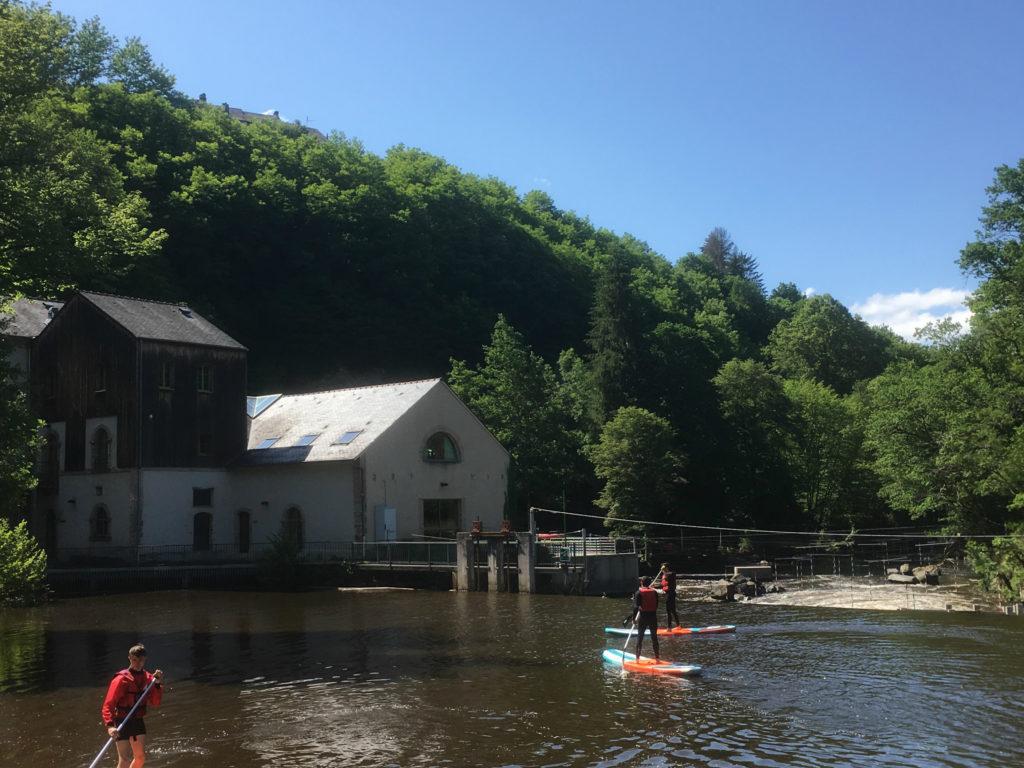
[[2, 2, 1024, 608]]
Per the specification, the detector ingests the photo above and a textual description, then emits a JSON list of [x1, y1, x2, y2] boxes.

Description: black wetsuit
[[662, 570, 679, 629], [632, 587, 660, 660]]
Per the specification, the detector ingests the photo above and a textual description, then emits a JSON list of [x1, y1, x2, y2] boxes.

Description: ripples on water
[[1, 589, 1022, 767]]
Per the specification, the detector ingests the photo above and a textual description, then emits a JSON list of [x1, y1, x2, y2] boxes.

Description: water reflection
[[0, 590, 1022, 767]]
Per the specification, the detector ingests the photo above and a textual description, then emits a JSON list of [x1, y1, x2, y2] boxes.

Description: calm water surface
[[1, 589, 1022, 767]]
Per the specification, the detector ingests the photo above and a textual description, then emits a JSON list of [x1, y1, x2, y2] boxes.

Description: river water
[[1, 589, 1022, 767]]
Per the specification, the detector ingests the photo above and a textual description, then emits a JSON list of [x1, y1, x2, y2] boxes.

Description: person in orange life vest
[[631, 576, 660, 661], [658, 562, 680, 629], [101, 644, 164, 768]]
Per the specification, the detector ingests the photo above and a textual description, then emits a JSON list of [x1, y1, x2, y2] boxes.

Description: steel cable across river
[[0, 589, 1022, 767]]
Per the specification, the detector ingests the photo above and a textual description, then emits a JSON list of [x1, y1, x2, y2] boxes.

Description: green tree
[[448, 316, 577, 522], [586, 407, 684, 536], [782, 378, 864, 529], [766, 294, 893, 394], [0, 2, 165, 295], [0, 315, 41, 521], [966, 523, 1024, 602], [713, 359, 795, 526], [0, 518, 48, 606]]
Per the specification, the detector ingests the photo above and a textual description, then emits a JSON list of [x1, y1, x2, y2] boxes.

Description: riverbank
[[680, 574, 999, 612]]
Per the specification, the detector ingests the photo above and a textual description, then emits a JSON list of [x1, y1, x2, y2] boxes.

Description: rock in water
[[710, 580, 736, 601]]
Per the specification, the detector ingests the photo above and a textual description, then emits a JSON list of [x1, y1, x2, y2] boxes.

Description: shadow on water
[[1, 588, 1022, 767]]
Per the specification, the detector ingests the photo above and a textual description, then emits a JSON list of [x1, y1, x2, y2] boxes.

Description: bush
[[257, 533, 304, 590], [966, 523, 1024, 603], [0, 519, 48, 606]]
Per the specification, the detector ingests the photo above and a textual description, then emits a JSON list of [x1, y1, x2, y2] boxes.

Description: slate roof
[[3, 298, 63, 339], [237, 379, 442, 466], [80, 292, 245, 350]]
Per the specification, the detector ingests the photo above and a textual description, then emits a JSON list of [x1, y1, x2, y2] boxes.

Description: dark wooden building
[[30, 291, 247, 549]]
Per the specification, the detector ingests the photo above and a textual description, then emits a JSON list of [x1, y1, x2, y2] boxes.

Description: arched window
[[282, 507, 304, 549], [423, 432, 460, 463], [193, 512, 212, 551], [90, 505, 111, 542], [237, 510, 251, 554], [91, 427, 111, 472]]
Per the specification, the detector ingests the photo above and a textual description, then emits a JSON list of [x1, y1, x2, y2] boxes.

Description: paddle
[[86, 674, 161, 768], [620, 610, 638, 662]]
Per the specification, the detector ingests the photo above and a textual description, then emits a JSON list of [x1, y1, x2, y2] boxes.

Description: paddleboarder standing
[[658, 563, 679, 630], [101, 644, 163, 768], [631, 576, 660, 661]]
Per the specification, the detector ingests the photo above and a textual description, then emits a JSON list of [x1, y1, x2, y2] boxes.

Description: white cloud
[[803, 287, 817, 297], [851, 288, 972, 340], [532, 177, 551, 188]]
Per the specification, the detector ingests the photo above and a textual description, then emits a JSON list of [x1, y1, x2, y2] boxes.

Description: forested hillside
[[2, 3, 1023, 596]]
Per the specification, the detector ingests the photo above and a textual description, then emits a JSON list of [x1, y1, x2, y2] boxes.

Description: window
[[423, 432, 460, 463], [193, 487, 213, 507], [91, 427, 111, 472], [333, 430, 362, 446], [90, 505, 111, 542], [45, 371, 57, 400], [294, 434, 319, 447], [422, 499, 461, 540], [198, 433, 212, 456], [95, 363, 108, 393], [193, 512, 212, 551], [255, 437, 279, 450], [282, 507, 304, 549], [196, 365, 213, 393], [160, 362, 174, 390], [237, 510, 251, 554]]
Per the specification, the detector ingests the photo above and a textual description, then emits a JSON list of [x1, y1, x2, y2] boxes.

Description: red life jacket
[[109, 669, 152, 720], [638, 586, 658, 612], [661, 572, 676, 593]]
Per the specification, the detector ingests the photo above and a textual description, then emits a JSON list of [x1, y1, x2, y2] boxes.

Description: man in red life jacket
[[630, 576, 660, 661], [658, 562, 680, 629], [101, 644, 164, 768]]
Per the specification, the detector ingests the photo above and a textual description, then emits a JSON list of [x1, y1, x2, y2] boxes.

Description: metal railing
[[47, 540, 458, 569]]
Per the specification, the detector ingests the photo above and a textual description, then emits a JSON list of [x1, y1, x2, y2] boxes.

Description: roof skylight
[[333, 430, 363, 445], [255, 437, 280, 449], [295, 434, 319, 447]]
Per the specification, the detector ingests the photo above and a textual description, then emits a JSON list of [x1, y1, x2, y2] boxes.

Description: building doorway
[[422, 499, 462, 540], [237, 510, 251, 554], [193, 511, 212, 551]]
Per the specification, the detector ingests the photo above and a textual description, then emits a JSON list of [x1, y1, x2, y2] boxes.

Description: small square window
[[198, 433, 212, 456], [196, 365, 213, 393], [193, 487, 213, 507], [294, 434, 319, 447], [256, 437, 279, 450], [333, 430, 363, 446]]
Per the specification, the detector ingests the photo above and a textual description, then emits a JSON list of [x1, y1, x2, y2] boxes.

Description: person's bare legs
[[128, 735, 146, 768], [115, 738, 132, 768]]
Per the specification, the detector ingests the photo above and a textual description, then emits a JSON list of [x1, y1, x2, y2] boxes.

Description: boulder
[[885, 567, 899, 576], [710, 580, 736, 601], [887, 573, 915, 584], [899, 563, 912, 575], [736, 580, 757, 598], [764, 583, 786, 594], [912, 564, 941, 585]]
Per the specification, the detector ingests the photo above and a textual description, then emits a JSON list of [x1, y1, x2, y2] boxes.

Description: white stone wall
[[362, 383, 509, 540], [56, 470, 137, 550], [230, 462, 355, 545], [139, 468, 231, 547]]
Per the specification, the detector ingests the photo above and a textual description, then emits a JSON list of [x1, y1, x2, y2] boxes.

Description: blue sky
[[53, 1, 1024, 336]]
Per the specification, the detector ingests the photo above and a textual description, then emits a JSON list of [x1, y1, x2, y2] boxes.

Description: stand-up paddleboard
[[602, 648, 701, 676], [604, 624, 736, 637]]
